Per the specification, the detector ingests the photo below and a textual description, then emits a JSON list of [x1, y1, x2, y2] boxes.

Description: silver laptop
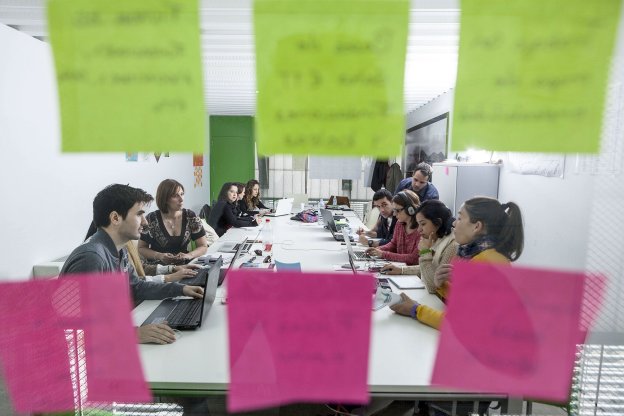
[[265, 198, 294, 217], [218, 237, 251, 253], [342, 228, 371, 261], [321, 209, 353, 241]]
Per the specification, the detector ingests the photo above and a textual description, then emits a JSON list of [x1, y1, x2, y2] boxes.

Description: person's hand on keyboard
[[165, 266, 199, 283], [182, 285, 204, 298], [138, 323, 177, 344]]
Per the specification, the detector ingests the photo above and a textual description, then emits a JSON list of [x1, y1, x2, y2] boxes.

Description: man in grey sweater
[[61, 184, 204, 344]]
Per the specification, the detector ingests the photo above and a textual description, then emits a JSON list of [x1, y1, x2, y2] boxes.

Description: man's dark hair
[[93, 184, 153, 228], [372, 189, 393, 202], [414, 162, 433, 180]]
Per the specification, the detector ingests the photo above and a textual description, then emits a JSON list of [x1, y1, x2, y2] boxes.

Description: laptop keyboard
[[180, 268, 209, 286], [352, 251, 370, 260], [167, 300, 202, 326], [232, 242, 252, 252]]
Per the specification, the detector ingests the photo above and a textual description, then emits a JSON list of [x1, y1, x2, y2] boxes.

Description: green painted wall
[[209, 116, 255, 203]]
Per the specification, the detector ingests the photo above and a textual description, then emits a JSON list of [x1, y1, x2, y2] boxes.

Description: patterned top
[[378, 223, 420, 265], [140, 208, 206, 257]]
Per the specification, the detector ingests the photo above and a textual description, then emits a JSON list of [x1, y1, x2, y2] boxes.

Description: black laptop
[[141, 257, 222, 330], [179, 256, 222, 286]]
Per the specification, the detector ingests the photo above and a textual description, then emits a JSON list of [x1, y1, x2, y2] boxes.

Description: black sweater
[[209, 200, 257, 237]]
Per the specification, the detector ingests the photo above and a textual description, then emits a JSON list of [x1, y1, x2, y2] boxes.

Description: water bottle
[[318, 198, 325, 210], [331, 195, 338, 206], [261, 219, 273, 253]]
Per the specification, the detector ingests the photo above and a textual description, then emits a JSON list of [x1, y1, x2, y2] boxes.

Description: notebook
[[141, 257, 223, 330], [264, 198, 294, 217], [388, 276, 425, 290]]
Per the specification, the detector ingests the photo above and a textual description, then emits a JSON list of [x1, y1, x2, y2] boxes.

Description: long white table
[[132, 211, 518, 410]]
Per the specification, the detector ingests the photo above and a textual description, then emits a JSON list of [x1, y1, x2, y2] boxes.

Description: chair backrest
[[198, 204, 212, 221], [327, 195, 350, 207]]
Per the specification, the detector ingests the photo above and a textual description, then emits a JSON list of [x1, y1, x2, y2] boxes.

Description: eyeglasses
[[392, 208, 405, 214]]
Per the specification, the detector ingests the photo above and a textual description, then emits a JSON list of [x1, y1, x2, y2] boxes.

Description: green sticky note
[[48, 0, 206, 152], [452, 0, 621, 153], [254, 0, 409, 157]]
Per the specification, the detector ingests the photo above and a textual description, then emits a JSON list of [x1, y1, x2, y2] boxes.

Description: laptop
[[141, 257, 223, 330], [321, 209, 353, 241], [217, 237, 247, 286], [179, 256, 222, 286], [218, 237, 252, 253], [342, 228, 371, 261], [265, 198, 294, 217]]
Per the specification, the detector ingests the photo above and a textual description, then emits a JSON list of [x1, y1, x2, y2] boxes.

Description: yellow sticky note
[[48, 0, 206, 152], [254, 0, 409, 157], [452, 0, 621, 153]]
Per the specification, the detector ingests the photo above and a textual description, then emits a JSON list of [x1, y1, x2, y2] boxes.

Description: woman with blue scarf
[[390, 196, 524, 330]]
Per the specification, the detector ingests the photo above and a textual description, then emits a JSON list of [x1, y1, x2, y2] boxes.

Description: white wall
[[405, 90, 593, 271], [0, 24, 209, 280]]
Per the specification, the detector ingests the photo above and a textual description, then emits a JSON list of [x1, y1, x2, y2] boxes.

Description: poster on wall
[[404, 113, 449, 176], [193, 154, 204, 167], [194, 166, 203, 188]]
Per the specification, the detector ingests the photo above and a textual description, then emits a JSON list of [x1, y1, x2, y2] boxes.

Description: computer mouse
[[173, 329, 182, 340], [254, 249, 263, 256]]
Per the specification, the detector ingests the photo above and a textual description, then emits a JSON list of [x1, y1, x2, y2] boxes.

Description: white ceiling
[[0, 0, 460, 116]]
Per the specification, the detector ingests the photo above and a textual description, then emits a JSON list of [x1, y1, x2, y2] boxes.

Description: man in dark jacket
[[394, 162, 439, 202], [357, 189, 397, 248]]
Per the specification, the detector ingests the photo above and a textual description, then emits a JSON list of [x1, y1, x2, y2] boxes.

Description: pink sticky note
[[0, 273, 150, 413], [432, 261, 592, 402], [227, 270, 374, 412]]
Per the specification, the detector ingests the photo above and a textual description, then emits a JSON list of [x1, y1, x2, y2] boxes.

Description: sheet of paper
[[254, 0, 409, 156], [432, 261, 596, 402], [0, 273, 150, 413], [452, 0, 621, 153], [227, 270, 373, 412], [48, 0, 206, 152]]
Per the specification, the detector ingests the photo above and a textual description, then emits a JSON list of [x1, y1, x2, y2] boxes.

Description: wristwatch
[[368, 239, 374, 247]]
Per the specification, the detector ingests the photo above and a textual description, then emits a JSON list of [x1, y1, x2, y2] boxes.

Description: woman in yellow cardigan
[[390, 196, 524, 329]]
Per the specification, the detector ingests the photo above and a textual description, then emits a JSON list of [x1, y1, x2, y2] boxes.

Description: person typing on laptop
[[60, 184, 204, 345], [356, 189, 397, 248]]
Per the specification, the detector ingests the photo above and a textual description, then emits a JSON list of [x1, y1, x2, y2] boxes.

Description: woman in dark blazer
[[209, 182, 257, 237]]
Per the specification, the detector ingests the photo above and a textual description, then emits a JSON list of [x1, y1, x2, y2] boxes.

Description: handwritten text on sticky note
[[48, 0, 206, 152], [254, 0, 409, 156], [227, 270, 374, 412], [452, 0, 621, 153], [432, 261, 596, 402], [0, 273, 150, 413]]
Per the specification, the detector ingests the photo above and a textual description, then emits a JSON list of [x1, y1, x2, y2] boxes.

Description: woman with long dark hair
[[208, 182, 258, 237]]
